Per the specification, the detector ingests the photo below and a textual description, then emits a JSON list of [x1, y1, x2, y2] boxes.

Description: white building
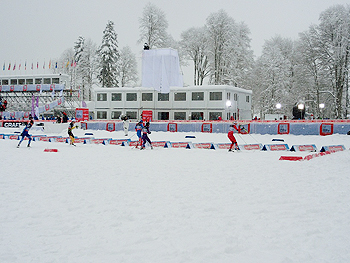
[[93, 85, 252, 121]]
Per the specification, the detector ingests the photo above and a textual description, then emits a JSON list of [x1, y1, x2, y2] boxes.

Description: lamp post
[[275, 103, 282, 120], [298, 103, 305, 119], [319, 103, 325, 119]]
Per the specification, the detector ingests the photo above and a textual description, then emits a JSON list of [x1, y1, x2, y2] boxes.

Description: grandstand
[[0, 74, 80, 118]]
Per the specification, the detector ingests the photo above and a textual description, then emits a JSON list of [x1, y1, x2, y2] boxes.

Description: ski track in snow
[[1, 127, 350, 262]]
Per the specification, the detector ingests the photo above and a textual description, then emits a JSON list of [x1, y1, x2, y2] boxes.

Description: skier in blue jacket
[[135, 120, 144, 148], [17, 119, 34, 148]]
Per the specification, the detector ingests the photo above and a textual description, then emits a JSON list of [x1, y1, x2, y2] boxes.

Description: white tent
[[141, 48, 183, 93]]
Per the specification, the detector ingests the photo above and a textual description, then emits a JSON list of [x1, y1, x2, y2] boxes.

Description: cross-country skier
[[17, 119, 34, 148], [141, 122, 153, 150], [121, 115, 130, 136], [135, 120, 144, 148], [68, 119, 77, 146], [228, 122, 240, 152]]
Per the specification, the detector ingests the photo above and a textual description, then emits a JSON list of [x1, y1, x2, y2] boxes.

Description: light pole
[[319, 103, 325, 119], [298, 103, 305, 119], [276, 103, 282, 120]]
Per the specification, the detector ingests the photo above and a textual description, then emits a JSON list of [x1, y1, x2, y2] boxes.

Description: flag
[[37, 62, 39, 69], [55, 62, 57, 68], [25, 61, 27, 70], [49, 60, 51, 69], [19, 63, 21, 70], [43, 61, 45, 69], [2, 63, 4, 70], [8, 63, 11, 70], [66, 61, 69, 68], [13, 63, 16, 70]]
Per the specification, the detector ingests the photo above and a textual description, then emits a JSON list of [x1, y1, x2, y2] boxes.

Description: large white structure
[[142, 49, 183, 93], [93, 85, 252, 121]]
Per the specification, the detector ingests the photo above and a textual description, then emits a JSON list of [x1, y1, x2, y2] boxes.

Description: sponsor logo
[[193, 143, 212, 149], [299, 145, 315, 151], [3, 122, 24, 128], [244, 144, 261, 150], [270, 144, 287, 151]]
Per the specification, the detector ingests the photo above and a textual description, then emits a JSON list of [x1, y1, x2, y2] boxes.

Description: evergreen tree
[[97, 20, 119, 88]]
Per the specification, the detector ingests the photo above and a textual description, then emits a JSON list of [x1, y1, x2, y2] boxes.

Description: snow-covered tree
[[180, 27, 209, 85], [97, 20, 119, 88], [253, 36, 298, 118], [205, 10, 254, 87], [118, 46, 138, 87], [74, 36, 98, 100], [316, 5, 350, 118], [138, 3, 169, 49], [205, 10, 236, 85], [225, 22, 254, 88]]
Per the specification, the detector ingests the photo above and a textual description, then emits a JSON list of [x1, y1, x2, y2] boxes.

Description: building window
[[126, 93, 137, 101], [126, 111, 137, 119], [52, 78, 59, 84], [210, 92, 222, 101], [35, 78, 42, 84], [97, 111, 107, 119], [191, 112, 204, 120], [10, 79, 18, 85], [26, 79, 33, 85], [97, 93, 107, 101], [111, 111, 122, 119], [43, 78, 51, 84], [234, 93, 238, 101], [209, 112, 222, 120], [174, 92, 186, 101], [227, 92, 231, 100], [1, 79, 9, 85], [142, 93, 153, 101], [112, 93, 122, 101], [246, 95, 250, 103], [158, 112, 169, 120], [158, 93, 169, 101], [174, 112, 186, 120], [192, 92, 204, 101], [18, 79, 25, 85]]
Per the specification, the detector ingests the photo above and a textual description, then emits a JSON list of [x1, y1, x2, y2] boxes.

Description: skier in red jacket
[[228, 122, 240, 152]]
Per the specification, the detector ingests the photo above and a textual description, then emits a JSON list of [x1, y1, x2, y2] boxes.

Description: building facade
[[93, 85, 252, 121]]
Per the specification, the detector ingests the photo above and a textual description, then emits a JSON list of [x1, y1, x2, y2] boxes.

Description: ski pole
[[129, 133, 137, 140], [240, 126, 260, 144]]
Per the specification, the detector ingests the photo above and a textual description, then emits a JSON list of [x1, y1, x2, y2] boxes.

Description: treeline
[[55, 3, 349, 119]]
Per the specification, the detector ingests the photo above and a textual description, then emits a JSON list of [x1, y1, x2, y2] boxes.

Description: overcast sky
[[1, 0, 348, 85]]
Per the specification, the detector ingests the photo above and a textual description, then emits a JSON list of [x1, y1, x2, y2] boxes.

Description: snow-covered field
[[1, 125, 350, 263]]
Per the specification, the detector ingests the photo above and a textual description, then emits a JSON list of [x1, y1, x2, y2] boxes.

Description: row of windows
[[96, 110, 225, 120], [0, 77, 61, 86], [97, 91, 245, 102]]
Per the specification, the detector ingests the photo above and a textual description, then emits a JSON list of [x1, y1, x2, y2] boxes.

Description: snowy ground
[[1, 125, 350, 263]]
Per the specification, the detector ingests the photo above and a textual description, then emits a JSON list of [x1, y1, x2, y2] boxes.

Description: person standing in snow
[[17, 119, 34, 148], [121, 115, 130, 136], [68, 119, 77, 146], [135, 120, 144, 148], [141, 122, 153, 150], [228, 122, 240, 152]]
